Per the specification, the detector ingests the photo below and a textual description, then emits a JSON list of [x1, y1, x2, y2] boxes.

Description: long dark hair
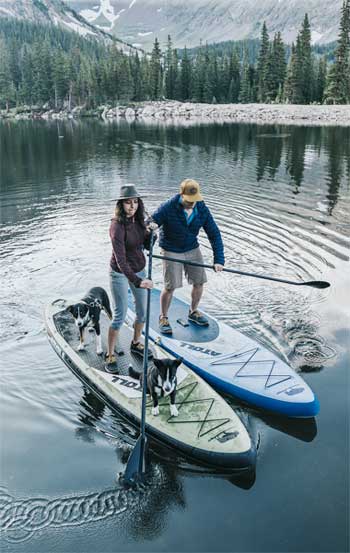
[[115, 198, 146, 228]]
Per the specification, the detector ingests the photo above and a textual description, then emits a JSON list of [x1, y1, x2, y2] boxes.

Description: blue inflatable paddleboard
[[127, 289, 319, 418]]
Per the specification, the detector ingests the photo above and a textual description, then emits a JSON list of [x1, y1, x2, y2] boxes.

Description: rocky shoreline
[[2, 101, 350, 126]]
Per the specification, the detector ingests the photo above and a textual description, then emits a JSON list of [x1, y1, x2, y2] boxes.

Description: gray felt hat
[[117, 184, 141, 200]]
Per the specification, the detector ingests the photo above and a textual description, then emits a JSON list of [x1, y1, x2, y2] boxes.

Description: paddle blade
[[122, 435, 147, 486], [305, 281, 330, 289]]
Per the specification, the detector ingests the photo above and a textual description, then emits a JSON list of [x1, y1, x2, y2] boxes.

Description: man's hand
[[214, 264, 224, 272]]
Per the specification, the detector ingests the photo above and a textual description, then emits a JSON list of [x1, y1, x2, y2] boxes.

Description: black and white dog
[[67, 287, 112, 355], [129, 357, 183, 417]]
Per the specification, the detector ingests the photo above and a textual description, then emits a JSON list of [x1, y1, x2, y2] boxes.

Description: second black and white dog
[[67, 287, 112, 355], [129, 357, 183, 417]]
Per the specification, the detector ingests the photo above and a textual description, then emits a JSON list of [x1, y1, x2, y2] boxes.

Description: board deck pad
[[128, 290, 219, 343], [45, 299, 255, 469], [127, 289, 319, 418], [54, 310, 188, 399]]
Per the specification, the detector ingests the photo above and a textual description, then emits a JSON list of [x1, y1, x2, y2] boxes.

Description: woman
[[105, 184, 153, 373]]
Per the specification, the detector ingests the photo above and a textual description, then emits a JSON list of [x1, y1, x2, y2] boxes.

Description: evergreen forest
[[0, 0, 349, 110]]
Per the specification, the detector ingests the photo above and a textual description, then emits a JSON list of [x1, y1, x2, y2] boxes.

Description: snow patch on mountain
[[81, 0, 120, 29], [81, 7, 99, 20], [311, 30, 323, 44], [0, 6, 13, 16]]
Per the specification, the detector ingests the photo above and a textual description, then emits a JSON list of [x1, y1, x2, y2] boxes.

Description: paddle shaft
[[138, 229, 154, 474], [151, 254, 329, 289]]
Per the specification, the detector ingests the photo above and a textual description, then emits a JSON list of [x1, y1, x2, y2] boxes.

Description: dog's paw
[[170, 404, 178, 417], [88, 327, 95, 333], [96, 348, 103, 356], [151, 406, 159, 416], [78, 343, 85, 351]]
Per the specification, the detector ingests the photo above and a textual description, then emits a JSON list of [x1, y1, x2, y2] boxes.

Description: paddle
[[151, 254, 330, 289], [123, 230, 154, 486]]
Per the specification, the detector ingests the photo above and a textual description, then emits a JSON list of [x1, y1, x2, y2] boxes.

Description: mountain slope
[[0, 0, 143, 51], [0, 0, 106, 37], [67, 0, 344, 49]]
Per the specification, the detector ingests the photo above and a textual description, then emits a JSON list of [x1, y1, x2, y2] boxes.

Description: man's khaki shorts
[[162, 247, 207, 290]]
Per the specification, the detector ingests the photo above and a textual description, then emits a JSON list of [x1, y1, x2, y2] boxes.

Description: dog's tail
[[128, 364, 141, 380], [102, 290, 113, 320]]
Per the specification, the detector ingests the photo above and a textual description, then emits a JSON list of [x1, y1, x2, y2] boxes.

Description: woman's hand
[[140, 279, 153, 289], [214, 264, 224, 272], [147, 221, 158, 231]]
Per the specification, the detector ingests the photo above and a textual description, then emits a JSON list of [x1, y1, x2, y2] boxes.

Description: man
[[151, 178, 224, 334]]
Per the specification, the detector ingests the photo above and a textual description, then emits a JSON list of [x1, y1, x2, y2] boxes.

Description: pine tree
[[18, 46, 34, 106], [203, 69, 214, 103], [7, 39, 21, 91], [264, 32, 286, 102], [228, 49, 240, 102], [180, 47, 192, 100], [203, 52, 216, 103], [248, 64, 257, 102], [140, 54, 151, 100], [256, 22, 270, 102], [192, 42, 206, 102], [315, 55, 327, 103], [170, 49, 181, 100], [239, 50, 251, 103], [299, 14, 313, 102], [118, 56, 132, 101], [107, 43, 120, 101], [219, 56, 230, 102], [149, 38, 162, 100], [52, 48, 68, 108], [102, 45, 114, 102], [264, 43, 277, 101], [0, 39, 15, 110], [66, 56, 75, 110], [132, 52, 143, 101], [31, 40, 52, 105], [284, 37, 303, 104], [324, 0, 350, 104], [165, 35, 175, 99]]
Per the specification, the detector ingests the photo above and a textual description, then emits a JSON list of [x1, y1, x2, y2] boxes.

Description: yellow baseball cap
[[180, 179, 203, 202]]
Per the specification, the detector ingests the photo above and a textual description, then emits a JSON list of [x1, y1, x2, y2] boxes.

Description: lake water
[[0, 119, 349, 552]]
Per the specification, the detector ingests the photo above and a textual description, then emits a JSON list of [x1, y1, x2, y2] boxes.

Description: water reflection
[[325, 127, 348, 216], [256, 129, 285, 181], [0, 385, 256, 546], [0, 464, 186, 545], [226, 397, 317, 443], [75, 387, 107, 444], [1, 121, 349, 224], [256, 413, 317, 443]]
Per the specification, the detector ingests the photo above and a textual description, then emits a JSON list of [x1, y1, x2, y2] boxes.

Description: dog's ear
[[66, 304, 74, 314], [175, 357, 183, 367], [153, 358, 161, 368]]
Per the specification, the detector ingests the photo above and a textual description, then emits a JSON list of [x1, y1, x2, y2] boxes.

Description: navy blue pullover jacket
[[152, 194, 225, 265]]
